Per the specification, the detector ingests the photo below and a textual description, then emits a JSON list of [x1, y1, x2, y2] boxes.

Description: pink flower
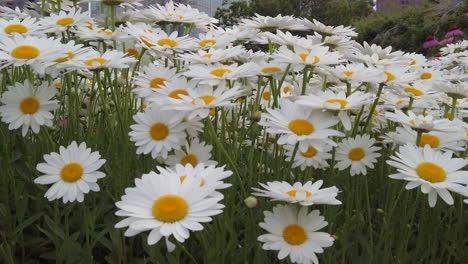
[[58, 118, 69, 127], [439, 37, 454, 45], [445, 26, 463, 38], [423, 36, 439, 49]]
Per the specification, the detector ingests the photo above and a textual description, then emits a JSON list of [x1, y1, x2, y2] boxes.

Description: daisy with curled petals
[[284, 142, 332, 170], [183, 63, 257, 85], [273, 45, 343, 70], [295, 90, 375, 130], [0, 81, 59, 136], [335, 134, 381, 176], [240, 14, 307, 32], [255, 60, 289, 79], [158, 163, 232, 194], [252, 180, 341, 206], [387, 144, 468, 207], [114, 170, 224, 250], [67, 49, 136, 70], [0, 34, 65, 72], [385, 110, 457, 132], [301, 18, 357, 37], [34, 141, 106, 203], [258, 205, 334, 264], [129, 108, 187, 159], [165, 82, 244, 119], [133, 64, 178, 99], [165, 138, 217, 167], [40, 8, 90, 33], [0, 17, 41, 37], [258, 99, 343, 152]]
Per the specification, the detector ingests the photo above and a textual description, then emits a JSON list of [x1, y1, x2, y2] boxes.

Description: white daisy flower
[[258, 204, 334, 264], [183, 63, 257, 85], [40, 8, 90, 33], [335, 134, 381, 176], [133, 64, 178, 99], [240, 14, 307, 32], [387, 144, 468, 207], [0, 81, 59, 136], [147, 77, 197, 106], [329, 63, 386, 83], [273, 45, 344, 69], [385, 110, 457, 132], [66, 49, 136, 70], [284, 143, 332, 170], [0, 34, 65, 73], [252, 180, 341, 206], [195, 31, 235, 49], [34, 141, 106, 203], [259, 99, 343, 152], [165, 138, 217, 167], [179, 46, 244, 65], [301, 18, 357, 37], [114, 169, 225, 249], [0, 16, 41, 37], [164, 82, 244, 119], [128, 108, 187, 159]]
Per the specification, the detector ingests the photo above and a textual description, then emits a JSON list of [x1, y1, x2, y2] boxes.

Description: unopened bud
[[156, 156, 165, 164], [251, 111, 262, 122], [244, 196, 258, 208]]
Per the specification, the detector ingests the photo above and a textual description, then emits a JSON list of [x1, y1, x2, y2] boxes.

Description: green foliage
[[354, 2, 468, 55], [215, 1, 255, 27]]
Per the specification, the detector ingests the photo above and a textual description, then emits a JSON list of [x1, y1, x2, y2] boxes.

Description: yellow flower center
[[396, 100, 404, 105], [11, 45, 40, 59], [416, 162, 446, 183], [261, 67, 282, 73], [56, 17, 75, 27], [283, 86, 290, 93], [168, 89, 189, 99], [313, 56, 320, 64], [343, 71, 354, 77], [325, 99, 348, 109], [152, 195, 189, 223], [97, 30, 113, 35], [419, 134, 440, 148], [384, 72, 396, 83], [202, 54, 213, 58], [410, 59, 417, 65], [150, 78, 167, 89], [288, 119, 314, 135], [20, 96, 40, 114], [150, 122, 169, 140], [85, 21, 93, 29], [445, 113, 452, 119], [61, 163, 83, 182], [262, 91, 271, 101], [404, 87, 424, 96], [286, 190, 312, 197], [301, 146, 318, 158], [420, 72, 432, 80], [54, 82, 62, 87], [126, 48, 139, 58], [348, 147, 365, 161], [180, 154, 198, 166], [157, 38, 178, 47], [199, 39, 216, 47], [85, 58, 107, 66], [210, 69, 232, 77], [282, 224, 308, 245], [192, 95, 216, 105], [55, 52, 75, 63], [5, 24, 28, 34], [140, 37, 155, 47], [298, 53, 308, 61]]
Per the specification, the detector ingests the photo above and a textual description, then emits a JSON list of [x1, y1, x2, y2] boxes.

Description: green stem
[[364, 83, 384, 132], [450, 97, 457, 120]]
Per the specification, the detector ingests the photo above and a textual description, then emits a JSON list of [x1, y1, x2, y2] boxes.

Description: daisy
[[295, 90, 375, 130], [157, 163, 232, 193], [240, 14, 307, 32], [147, 77, 197, 106], [0, 34, 65, 73], [255, 60, 289, 79], [0, 81, 59, 136], [432, 81, 468, 99], [133, 64, 178, 99], [329, 63, 386, 83], [164, 82, 244, 119], [385, 110, 457, 132], [195, 31, 235, 49], [183, 63, 257, 85], [165, 138, 217, 167], [128, 108, 187, 159], [178, 46, 244, 65], [114, 169, 224, 249], [335, 134, 381, 176], [258, 99, 343, 152], [259, 30, 312, 48], [387, 144, 468, 207], [66, 49, 136, 70], [273, 45, 344, 69], [131, 29, 195, 56], [0, 16, 41, 36], [258, 204, 334, 264], [252, 180, 341, 206], [40, 8, 90, 33], [284, 142, 332, 170], [301, 18, 357, 37], [81, 0, 143, 7], [34, 141, 106, 203]]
